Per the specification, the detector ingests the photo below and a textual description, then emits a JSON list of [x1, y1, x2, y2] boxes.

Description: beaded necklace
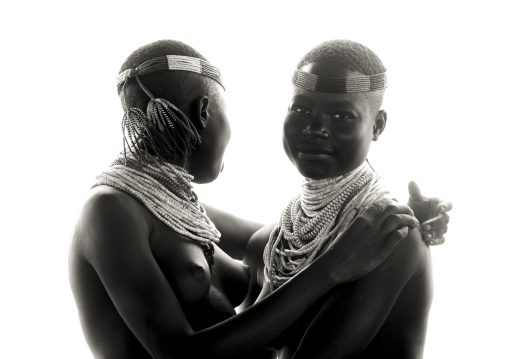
[[93, 153, 220, 265], [263, 161, 390, 290]]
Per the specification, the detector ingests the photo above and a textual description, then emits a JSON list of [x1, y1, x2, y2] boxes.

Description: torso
[[248, 224, 433, 359], [69, 186, 250, 358], [275, 264, 432, 359]]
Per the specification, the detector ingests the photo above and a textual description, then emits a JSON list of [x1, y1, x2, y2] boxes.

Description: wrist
[[310, 249, 345, 286]]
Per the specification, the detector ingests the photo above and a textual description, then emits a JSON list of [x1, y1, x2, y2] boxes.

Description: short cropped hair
[[119, 40, 219, 113], [298, 40, 386, 110], [298, 39, 386, 75]]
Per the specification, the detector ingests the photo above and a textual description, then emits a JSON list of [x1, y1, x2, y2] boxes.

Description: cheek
[[283, 116, 303, 139], [282, 120, 298, 161]]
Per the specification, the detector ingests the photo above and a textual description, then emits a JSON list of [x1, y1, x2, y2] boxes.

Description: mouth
[[296, 144, 333, 160]]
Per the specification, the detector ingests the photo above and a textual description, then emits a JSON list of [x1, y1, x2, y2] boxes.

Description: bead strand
[[264, 161, 391, 290], [94, 153, 221, 252]]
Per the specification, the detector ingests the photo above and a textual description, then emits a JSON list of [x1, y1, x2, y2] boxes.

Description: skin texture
[[247, 62, 433, 358], [69, 189, 418, 359], [69, 47, 451, 358], [69, 75, 423, 359]]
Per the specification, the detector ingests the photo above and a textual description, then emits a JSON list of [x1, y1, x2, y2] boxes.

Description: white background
[[1, 1, 507, 357]]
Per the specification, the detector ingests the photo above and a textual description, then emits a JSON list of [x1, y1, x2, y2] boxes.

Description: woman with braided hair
[[69, 39, 450, 359]]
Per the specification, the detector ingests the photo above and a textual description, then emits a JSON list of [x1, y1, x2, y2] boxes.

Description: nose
[[302, 117, 329, 139]]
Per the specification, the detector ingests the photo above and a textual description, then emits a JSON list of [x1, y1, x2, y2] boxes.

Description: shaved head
[[298, 40, 386, 111]]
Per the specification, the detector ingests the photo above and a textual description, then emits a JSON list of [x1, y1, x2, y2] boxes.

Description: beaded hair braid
[[118, 55, 224, 163], [263, 162, 391, 290], [101, 54, 227, 265], [121, 76, 202, 163], [94, 153, 220, 266]]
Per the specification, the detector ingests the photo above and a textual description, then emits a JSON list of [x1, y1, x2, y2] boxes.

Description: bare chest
[[149, 222, 251, 330]]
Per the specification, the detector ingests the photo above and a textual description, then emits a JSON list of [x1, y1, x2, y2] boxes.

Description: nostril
[[302, 127, 328, 138]]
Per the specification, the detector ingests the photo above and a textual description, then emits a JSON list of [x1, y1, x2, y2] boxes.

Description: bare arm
[[290, 229, 431, 359], [78, 194, 417, 359], [238, 222, 277, 312], [202, 202, 264, 260]]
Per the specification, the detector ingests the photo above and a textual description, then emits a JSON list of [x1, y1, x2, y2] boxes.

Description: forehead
[[290, 87, 368, 112]]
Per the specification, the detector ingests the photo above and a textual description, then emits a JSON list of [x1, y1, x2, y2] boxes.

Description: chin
[[295, 162, 357, 180], [193, 167, 222, 184], [193, 173, 219, 184], [296, 166, 332, 180]]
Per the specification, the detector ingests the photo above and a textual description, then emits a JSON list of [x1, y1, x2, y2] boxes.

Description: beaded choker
[[292, 69, 387, 93], [93, 153, 220, 266], [117, 55, 224, 91], [263, 161, 390, 290]]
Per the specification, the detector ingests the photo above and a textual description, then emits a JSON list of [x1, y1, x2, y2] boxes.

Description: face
[[283, 62, 384, 180], [191, 88, 232, 184]]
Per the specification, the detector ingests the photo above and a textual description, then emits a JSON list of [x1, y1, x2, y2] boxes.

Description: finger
[[421, 212, 450, 232], [436, 199, 453, 213], [371, 226, 409, 265], [381, 214, 419, 234], [361, 198, 393, 221], [423, 225, 448, 241], [408, 181, 424, 201], [426, 236, 445, 246], [376, 203, 415, 226], [386, 226, 410, 246]]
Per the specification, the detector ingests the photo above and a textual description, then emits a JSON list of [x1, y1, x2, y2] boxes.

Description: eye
[[332, 112, 353, 120], [291, 105, 310, 114]]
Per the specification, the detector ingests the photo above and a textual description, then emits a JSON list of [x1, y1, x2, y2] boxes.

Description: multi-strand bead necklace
[[263, 161, 390, 290], [93, 153, 220, 265]]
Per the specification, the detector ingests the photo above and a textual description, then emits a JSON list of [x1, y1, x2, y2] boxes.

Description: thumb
[[408, 181, 423, 201]]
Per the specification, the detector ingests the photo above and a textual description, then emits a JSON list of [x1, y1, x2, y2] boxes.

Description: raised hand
[[327, 198, 419, 283], [407, 181, 452, 246]]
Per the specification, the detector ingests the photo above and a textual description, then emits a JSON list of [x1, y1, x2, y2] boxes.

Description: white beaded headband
[[292, 69, 387, 93], [117, 55, 225, 90]]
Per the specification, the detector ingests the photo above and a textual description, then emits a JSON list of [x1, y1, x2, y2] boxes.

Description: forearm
[[182, 255, 339, 359]]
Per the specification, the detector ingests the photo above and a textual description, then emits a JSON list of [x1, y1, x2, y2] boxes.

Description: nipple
[[188, 263, 207, 281]]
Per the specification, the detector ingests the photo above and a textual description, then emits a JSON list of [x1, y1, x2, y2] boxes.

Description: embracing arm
[[291, 229, 431, 359], [202, 202, 264, 260], [81, 194, 417, 359]]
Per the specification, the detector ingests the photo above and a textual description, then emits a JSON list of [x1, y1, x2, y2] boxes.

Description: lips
[[296, 144, 333, 160]]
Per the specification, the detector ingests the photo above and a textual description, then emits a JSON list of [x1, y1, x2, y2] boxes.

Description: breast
[[151, 232, 214, 304], [149, 224, 251, 329], [211, 247, 251, 307]]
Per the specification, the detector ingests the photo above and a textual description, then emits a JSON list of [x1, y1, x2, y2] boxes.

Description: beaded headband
[[117, 55, 225, 90], [292, 69, 387, 93]]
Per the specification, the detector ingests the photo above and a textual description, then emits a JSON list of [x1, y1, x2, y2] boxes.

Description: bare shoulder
[[375, 226, 430, 278], [244, 224, 276, 266], [242, 223, 277, 288], [71, 185, 151, 263]]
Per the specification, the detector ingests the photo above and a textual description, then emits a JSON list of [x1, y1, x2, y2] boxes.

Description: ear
[[195, 96, 210, 129], [372, 110, 387, 141]]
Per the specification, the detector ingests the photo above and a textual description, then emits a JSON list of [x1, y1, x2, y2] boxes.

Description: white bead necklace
[[93, 154, 221, 250], [263, 161, 390, 290]]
